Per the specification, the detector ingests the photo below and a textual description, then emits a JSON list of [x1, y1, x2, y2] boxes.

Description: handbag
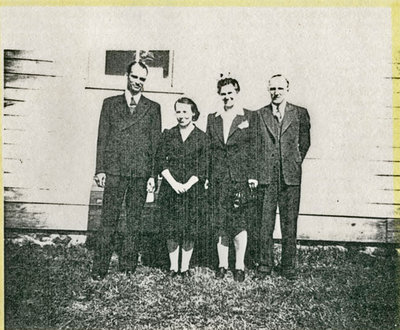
[[231, 182, 257, 210]]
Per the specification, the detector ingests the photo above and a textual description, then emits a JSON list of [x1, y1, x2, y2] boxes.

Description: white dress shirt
[[215, 105, 245, 143], [125, 90, 142, 108], [272, 101, 286, 122]]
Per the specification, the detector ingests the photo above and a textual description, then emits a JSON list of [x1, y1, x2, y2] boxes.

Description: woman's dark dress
[[156, 125, 208, 241], [206, 111, 257, 238]]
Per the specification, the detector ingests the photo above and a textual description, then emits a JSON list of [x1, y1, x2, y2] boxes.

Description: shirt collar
[[271, 100, 287, 112], [215, 105, 245, 117], [125, 89, 142, 106]]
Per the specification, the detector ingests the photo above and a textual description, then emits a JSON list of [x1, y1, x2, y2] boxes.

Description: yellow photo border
[[0, 0, 399, 329]]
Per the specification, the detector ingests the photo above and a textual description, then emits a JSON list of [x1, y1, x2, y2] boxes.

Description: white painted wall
[[1, 7, 394, 231]]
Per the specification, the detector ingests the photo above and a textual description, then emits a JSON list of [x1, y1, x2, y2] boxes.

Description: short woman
[[156, 97, 208, 277]]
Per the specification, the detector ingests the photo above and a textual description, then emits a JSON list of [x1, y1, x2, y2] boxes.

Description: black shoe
[[216, 267, 227, 279], [234, 269, 245, 282], [119, 264, 137, 274], [181, 270, 192, 278], [281, 269, 296, 280], [91, 273, 106, 281], [253, 271, 268, 280], [254, 266, 272, 280], [167, 270, 179, 278], [119, 267, 136, 276]]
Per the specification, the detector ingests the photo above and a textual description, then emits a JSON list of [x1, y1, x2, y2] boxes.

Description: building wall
[[1, 7, 397, 242]]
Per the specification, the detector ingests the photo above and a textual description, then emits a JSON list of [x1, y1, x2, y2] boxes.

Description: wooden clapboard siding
[[85, 187, 390, 243], [386, 219, 400, 243], [3, 51, 58, 195], [3, 42, 399, 244], [5, 183, 392, 243], [4, 202, 88, 231]]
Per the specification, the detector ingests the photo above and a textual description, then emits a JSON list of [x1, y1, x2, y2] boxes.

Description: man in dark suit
[[91, 61, 161, 280], [253, 74, 310, 279]]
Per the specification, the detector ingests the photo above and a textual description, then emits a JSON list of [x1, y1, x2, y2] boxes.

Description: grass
[[5, 238, 400, 329]]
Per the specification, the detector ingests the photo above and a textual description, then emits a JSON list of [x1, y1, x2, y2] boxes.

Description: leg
[[217, 234, 229, 270], [167, 239, 179, 273], [233, 230, 247, 282], [92, 175, 128, 278], [279, 183, 301, 275], [212, 180, 229, 277], [233, 230, 247, 271], [245, 198, 258, 269], [181, 240, 194, 273], [258, 182, 279, 274], [119, 177, 147, 272]]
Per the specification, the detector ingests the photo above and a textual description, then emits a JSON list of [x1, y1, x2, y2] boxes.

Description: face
[[219, 83, 238, 109], [127, 64, 148, 94], [175, 102, 194, 128], [268, 76, 289, 105]]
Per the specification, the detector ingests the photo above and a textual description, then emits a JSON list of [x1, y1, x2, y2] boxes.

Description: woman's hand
[[248, 179, 258, 189], [170, 181, 187, 194], [183, 176, 199, 192], [162, 169, 186, 194]]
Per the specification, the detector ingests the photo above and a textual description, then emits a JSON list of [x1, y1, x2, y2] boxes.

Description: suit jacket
[[95, 93, 161, 178], [206, 109, 257, 183], [256, 102, 310, 185]]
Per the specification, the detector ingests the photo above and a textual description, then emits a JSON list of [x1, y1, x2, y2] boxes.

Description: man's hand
[[147, 177, 156, 193], [94, 173, 106, 188], [248, 179, 258, 189]]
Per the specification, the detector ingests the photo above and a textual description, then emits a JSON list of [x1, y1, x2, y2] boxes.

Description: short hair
[[269, 74, 290, 88], [174, 97, 200, 121], [217, 77, 240, 94], [126, 61, 149, 75]]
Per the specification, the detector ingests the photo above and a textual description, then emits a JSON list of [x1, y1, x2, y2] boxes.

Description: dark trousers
[[254, 176, 301, 271], [92, 175, 147, 276]]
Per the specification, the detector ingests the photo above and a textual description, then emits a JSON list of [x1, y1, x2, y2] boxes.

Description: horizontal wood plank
[[4, 59, 55, 77], [386, 218, 400, 243], [4, 202, 88, 231], [4, 200, 391, 243], [4, 49, 54, 62]]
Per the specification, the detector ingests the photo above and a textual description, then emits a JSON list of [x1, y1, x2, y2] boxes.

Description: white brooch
[[238, 120, 249, 129]]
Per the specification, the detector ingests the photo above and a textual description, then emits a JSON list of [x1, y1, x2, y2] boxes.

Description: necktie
[[129, 97, 136, 114], [274, 105, 282, 122]]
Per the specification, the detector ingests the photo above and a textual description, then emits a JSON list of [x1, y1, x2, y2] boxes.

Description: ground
[[4, 237, 400, 329]]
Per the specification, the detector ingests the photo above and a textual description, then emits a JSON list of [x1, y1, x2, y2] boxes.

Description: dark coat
[[206, 109, 257, 183], [255, 102, 311, 185], [95, 94, 161, 178]]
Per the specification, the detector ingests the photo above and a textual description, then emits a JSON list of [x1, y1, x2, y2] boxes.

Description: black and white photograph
[[2, 4, 400, 329]]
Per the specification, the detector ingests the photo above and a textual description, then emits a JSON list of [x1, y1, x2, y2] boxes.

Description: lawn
[[5, 237, 400, 329]]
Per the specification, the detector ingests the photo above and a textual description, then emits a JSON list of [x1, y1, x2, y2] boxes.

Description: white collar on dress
[[215, 104, 244, 118]]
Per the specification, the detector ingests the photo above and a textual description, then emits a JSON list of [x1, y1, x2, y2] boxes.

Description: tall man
[[254, 74, 310, 279], [91, 61, 161, 280]]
